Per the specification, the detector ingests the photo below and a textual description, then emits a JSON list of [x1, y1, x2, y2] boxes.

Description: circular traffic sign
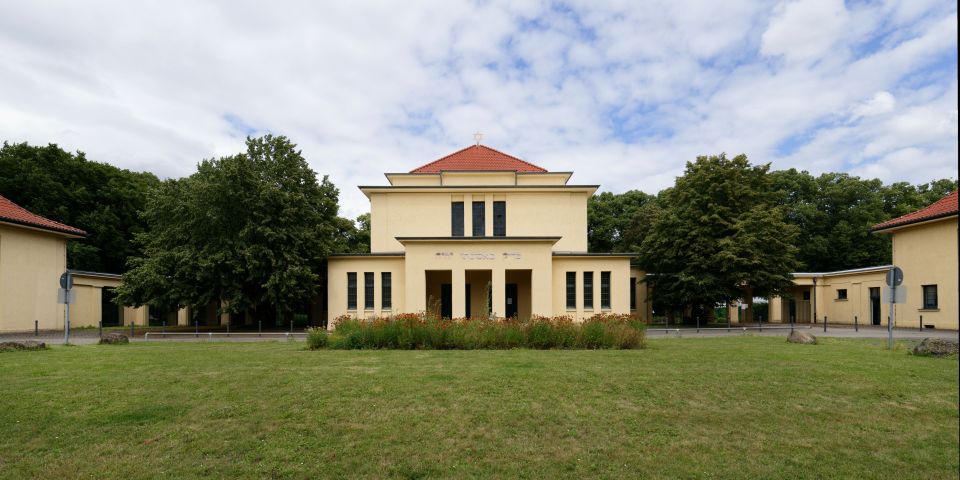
[[885, 266, 903, 287]]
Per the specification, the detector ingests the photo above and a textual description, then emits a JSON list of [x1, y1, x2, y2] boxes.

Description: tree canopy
[[587, 190, 655, 253], [116, 135, 344, 322], [636, 154, 799, 313], [0, 142, 160, 272]]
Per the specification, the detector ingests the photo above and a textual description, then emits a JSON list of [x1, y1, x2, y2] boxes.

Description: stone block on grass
[[0, 340, 47, 352], [99, 333, 130, 345], [912, 338, 958, 357], [787, 330, 817, 345]]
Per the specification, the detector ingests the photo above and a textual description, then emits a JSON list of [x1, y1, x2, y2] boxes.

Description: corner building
[[327, 145, 649, 326]]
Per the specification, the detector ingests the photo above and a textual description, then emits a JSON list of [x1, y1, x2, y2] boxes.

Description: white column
[[492, 267, 506, 319], [452, 269, 466, 318]]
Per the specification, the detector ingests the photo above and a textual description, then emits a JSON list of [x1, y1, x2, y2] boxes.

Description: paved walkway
[[3, 325, 956, 345], [646, 324, 959, 340]]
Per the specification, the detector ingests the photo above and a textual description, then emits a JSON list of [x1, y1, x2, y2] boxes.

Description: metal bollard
[[226, 323, 230, 337], [34, 320, 38, 337], [696, 315, 700, 333], [162, 321, 166, 338], [195, 321, 199, 338], [854, 315, 858, 332], [919, 315, 923, 329], [258, 320, 262, 337], [130, 321, 134, 337], [289, 319, 293, 334], [823, 316, 827, 332], [99, 320, 102, 338]]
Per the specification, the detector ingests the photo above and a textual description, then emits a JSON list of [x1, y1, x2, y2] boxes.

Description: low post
[[919, 315, 923, 330], [99, 320, 102, 339], [759, 314, 762, 332], [34, 320, 38, 337], [226, 323, 230, 337], [790, 315, 794, 334], [696, 315, 700, 333], [130, 320, 134, 337], [289, 318, 293, 334], [823, 315, 827, 333], [162, 321, 166, 338], [194, 321, 199, 338], [854, 315, 858, 332], [258, 320, 262, 337]]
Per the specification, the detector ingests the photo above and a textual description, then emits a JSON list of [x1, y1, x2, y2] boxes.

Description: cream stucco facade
[[880, 216, 958, 330], [327, 147, 648, 327], [0, 222, 70, 331], [767, 266, 893, 327]]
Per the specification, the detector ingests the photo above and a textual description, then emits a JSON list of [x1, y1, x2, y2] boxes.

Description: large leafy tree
[[770, 170, 957, 271], [637, 154, 799, 318], [0, 142, 160, 272], [116, 135, 343, 323], [587, 190, 656, 252]]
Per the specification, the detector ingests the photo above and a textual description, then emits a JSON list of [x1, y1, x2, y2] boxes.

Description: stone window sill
[[918, 308, 939, 312]]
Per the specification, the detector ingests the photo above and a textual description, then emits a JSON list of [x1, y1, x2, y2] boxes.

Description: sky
[[1, 0, 957, 219]]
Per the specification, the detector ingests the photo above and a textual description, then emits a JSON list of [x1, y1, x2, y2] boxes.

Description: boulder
[[99, 333, 130, 345], [912, 338, 959, 357], [787, 330, 817, 345], [0, 340, 47, 352]]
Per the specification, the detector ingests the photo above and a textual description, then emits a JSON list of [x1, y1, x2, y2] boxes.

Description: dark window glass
[[465, 284, 471, 318], [493, 201, 506, 236], [802, 291, 810, 301], [472, 202, 485, 236], [601, 271, 611, 309], [630, 277, 637, 310], [922, 285, 938, 309], [583, 272, 594, 309], [364, 272, 374, 309], [566, 272, 576, 309], [347, 272, 357, 310], [837, 289, 847, 300], [451, 202, 464, 237], [381, 272, 392, 309]]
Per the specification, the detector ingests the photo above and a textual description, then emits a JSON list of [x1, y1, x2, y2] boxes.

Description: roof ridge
[[872, 190, 958, 231], [0, 194, 87, 236], [409, 144, 548, 173]]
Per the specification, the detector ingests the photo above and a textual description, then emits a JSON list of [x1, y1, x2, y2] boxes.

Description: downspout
[[812, 277, 817, 324]]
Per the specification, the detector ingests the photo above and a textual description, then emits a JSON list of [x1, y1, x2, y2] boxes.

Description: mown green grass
[[0, 337, 956, 479]]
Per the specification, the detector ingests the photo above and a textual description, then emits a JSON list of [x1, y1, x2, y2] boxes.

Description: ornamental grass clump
[[325, 312, 646, 350], [305, 327, 328, 350]]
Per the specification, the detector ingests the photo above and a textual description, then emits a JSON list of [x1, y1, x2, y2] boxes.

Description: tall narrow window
[[493, 201, 506, 236], [922, 285, 938, 309], [451, 202, 464, 237], [630, 277, 637, 310], [600, 271, 611, 309], [583, 272, 594, 309], [381, 272, 392, 310], [347, 272, 357, 310], [472, 202, 485, 236], [364, 272, 374, 309], [565, 272, 576, 309]]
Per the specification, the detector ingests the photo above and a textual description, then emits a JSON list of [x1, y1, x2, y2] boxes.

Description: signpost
[[885, 266, 904, 350], [58, 271, 75, 344]]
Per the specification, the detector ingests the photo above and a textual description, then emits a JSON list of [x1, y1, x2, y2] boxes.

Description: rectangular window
[[565, 272, 576, 309], [364, 272, 374, 309], [837, 289, 847, 300], [381, 272, 392, 310], [922, 285, 938, 309], [802, 291, 810, 301], [493, 201, 506, 236], [347, 272, 357, 310], [451, 202, 464, 237], [583, 272, 594, 309], [600, 271, 611, 309], [472, 202, 485, 236], [630, 277, 637, 310]]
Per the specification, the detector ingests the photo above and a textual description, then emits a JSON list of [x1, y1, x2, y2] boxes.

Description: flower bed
[[315, 313, 646, 350]]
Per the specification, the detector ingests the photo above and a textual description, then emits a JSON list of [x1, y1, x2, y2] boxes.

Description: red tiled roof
[[0, 194, 87, 236], [872, 190, 958, 231], [410, 145, 548, 173]]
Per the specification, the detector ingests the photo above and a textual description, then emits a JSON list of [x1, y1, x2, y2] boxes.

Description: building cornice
[[395, 236, 561, 243]]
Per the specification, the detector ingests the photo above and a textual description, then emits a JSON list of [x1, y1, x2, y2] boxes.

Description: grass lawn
[[1, 337, 957, 479]]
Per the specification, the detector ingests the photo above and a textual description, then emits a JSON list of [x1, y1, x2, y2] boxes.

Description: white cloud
[[0, 0, 956, 219]]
